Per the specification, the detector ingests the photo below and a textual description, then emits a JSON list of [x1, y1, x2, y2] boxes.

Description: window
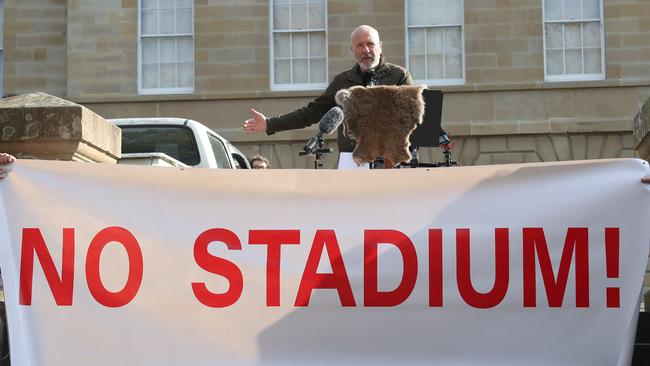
[[270, 0, 328, 91], [231, 153, 250, 169], [139, 0, 194, 94], [405, 0, 465, 85], [207, 134, 232, 169], [543, 0, 604, 81], [120, 125, 201, 166]]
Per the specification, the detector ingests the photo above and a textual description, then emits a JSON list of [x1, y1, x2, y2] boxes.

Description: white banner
[[1, 159, 649, 365]]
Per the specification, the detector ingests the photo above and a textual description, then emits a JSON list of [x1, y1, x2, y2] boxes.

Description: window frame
[[206, 132, 233, 169], [542, 0, 606, 82], [269, 0, 329, 91], [138, 0, 195, 95], [404, 0, 466, 86]]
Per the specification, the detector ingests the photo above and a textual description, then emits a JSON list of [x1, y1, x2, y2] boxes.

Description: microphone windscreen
[[318, 106, 344, 134]]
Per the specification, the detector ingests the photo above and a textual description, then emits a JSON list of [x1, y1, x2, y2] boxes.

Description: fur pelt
[[335, 85, 425, 165]]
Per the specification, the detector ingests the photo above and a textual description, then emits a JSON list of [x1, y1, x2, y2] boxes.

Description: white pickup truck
[[109, 117, 250, 169]]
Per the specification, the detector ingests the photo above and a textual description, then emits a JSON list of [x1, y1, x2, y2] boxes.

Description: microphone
[[366, 69, 378, 86], [302, 106, 344, 154]]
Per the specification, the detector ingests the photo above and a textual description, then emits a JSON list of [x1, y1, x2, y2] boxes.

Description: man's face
[[351, 29, 382, 72], [252, 160, 268, 169]]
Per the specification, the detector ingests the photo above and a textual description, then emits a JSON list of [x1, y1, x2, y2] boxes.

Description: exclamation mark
[[605, 228, 620, 308]]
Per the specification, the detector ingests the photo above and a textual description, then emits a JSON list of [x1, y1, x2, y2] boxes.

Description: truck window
[[207, 134, 232, 169], [120, 125, 200, 166], [231, 153, 249, 169]]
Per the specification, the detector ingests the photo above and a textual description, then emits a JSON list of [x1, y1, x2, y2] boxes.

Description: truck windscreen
[[120, 125, 201, 166]]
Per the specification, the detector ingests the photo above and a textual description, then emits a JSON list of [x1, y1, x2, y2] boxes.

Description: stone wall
[[3, 0, 67, 96], [66, 0, 138, 97], [6, 1, 649, 98]]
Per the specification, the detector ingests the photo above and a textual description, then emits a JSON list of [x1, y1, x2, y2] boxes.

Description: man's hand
[[243, 108, 268, 133], [642, 176, 650, 184], [0, 153, 16, 180]]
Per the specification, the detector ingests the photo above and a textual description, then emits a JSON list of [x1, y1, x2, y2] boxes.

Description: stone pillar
[[0, 92, 121, 163], [633, 97, 650, 312], [634, 97, 650, 162]]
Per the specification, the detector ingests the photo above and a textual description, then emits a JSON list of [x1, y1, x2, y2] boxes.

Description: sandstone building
[[2, 0, 649, 169]]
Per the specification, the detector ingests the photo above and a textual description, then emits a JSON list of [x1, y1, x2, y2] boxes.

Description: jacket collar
[[344, 55, 389, 84]]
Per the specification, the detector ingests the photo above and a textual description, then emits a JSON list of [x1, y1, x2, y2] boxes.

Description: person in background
[[0, 153, 15, 180], [250, 155, 270, 169]]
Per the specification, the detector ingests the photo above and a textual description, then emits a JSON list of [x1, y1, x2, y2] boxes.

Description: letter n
[[19, 228, 75, 306], [523, 227, 589, 307]]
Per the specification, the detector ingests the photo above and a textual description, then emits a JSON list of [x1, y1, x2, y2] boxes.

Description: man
[[242, 25, 412, 152], [250, 155, 270, 169], [0, 153, 14, 180]]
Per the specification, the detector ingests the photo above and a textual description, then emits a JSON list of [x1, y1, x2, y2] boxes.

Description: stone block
[[466, 0, 497, 10], [479, 67, 534, 83], [507, 136, 536, 151], [495, 89, 574, 121], [524, 152, 541, 163], [474, 154, 493, 166], [537, 136, 558, 162], [493, 152, 525, 164], [622, 133, 634, 149], [479, 136, 507, 152], [586, 135, 605, 159], [634, 97, 650, 160], [605, 48, 639, 63], [569, 135, 587, 160], [602, 135, 624, 159], [472, 121, 519, 136], [606, 64, 622, 79], [444, 121, 471, 136], [621, 64, 650, 78], [551, 135, 571, 161], [575, 88, 640, 119], [605, 34, 621, 49], [497, 53, 512, 67], [619, 149, 634, 158], [640, 49, 650, 62], [0, 93, 120, 163], [621, 33, 650, 48], [458, 138, 479, 165], [442, 92, 495, 123], [518, 121, 551, 134], [466, 54, 498, 68]]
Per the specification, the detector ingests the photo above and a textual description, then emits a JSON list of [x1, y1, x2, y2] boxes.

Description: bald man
[[243, 25, 413, 153]]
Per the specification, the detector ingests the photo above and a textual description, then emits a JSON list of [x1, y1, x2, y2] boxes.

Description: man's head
[[350, 25, 382, 73], [250, 155, 270, 169]]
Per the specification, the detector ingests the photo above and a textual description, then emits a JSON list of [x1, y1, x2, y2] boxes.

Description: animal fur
[[335, 85, 425, 165]]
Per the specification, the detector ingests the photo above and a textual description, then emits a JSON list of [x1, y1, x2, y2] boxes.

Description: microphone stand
[[299, 136, 333, 169], [399, 143, 457, 168]]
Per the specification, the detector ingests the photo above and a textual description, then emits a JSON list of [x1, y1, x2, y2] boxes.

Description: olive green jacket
[[266, 56, 413, 152]]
